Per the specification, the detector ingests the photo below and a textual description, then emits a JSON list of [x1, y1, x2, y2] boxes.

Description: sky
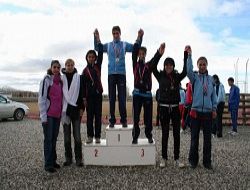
[[0, 0, 249, 94]]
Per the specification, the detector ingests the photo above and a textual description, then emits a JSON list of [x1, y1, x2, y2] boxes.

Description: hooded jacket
[[186, 55, 217, 113]]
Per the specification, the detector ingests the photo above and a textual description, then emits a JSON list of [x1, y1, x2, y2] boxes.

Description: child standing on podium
[[131, 42, 165, 144]]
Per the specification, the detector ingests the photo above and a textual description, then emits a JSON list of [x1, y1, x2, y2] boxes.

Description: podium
[[83, 125, 156, 166]]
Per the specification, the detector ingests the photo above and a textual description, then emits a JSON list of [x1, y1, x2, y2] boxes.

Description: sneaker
[[45, 167, 56, 173], [109, 123, 114, 128], [148, 138, 153, 144], [122, 123, 128, 128], [231, 131, 238, 136], [132, 138, 138, 144], [95, 138, 101, 144], [54, 162, 61, 169], [228, 130, 233, 134], [63, 161, 72, 167], [160, 158, 167, 168], [86, 137, 93, 144], [76, 161, 83, 167], [204, 164, 213, 170], [175, 160, 185, 168], [180, 129, 184, 134]]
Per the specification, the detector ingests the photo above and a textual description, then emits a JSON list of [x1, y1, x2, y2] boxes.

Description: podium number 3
[[141, 148, 144, 157], [94, 149, 98, 157]]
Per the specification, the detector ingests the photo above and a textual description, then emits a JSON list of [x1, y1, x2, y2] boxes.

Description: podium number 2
[[94, 149, 98, 157], [141, 148, 144, 157]]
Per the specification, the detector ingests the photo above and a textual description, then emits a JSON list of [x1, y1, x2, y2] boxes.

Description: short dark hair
[[164, 57, 175, 68], [228, 77, 234, 83], [197, 56, 208, 64], [213, 74, 220, 83], [112, 26, 121, 34], [139, 46, 147, 54]]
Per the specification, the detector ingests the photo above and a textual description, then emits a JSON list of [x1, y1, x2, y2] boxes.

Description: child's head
[[138, 47, 147, 62], [65, 58, 75, 73], [228, 77, 234, 86], [164, 57, 175, 74], [213, 74, 220, 84], [112, 26, 121, 41], [197, 57, 208, 74], [86, 50, 97, 65], [47, 60, 61, 75]]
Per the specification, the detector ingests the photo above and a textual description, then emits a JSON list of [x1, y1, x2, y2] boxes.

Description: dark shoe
[[63, 161, 72, 166], [76, 162, 83, 167], [122, 123, 128, 128], [217, 134, 222, 138], [204, 164, 213, 170], [109, 123, 114, 128], [132, 138, 138, 144], [148, 138, 153, 144], [189, 162, 197, 169], [45, 167, 56, 173], [54, 163, 61, 169]]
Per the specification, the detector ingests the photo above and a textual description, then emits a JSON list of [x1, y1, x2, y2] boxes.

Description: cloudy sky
[[0, 0, 249, 94]]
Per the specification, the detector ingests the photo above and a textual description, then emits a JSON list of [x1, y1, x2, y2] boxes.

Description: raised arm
[[178, 47, 188, 80], [94, 28, 107, 52], [96, 43, 103, 70], [148, 43, 165, 70], [186, 46, 195, 83], [125, 28, 144, 52], [132, 42, 140, 69]]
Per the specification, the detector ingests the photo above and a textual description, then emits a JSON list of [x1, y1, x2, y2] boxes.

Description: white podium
[[83, 125, 156, 166]]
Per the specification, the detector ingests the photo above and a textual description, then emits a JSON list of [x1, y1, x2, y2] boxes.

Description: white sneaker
[[160, 159, 167, 168], [231, 131, 238, 136], [86, 137, 93, 144], [228, 131, 233, 134], [175, 160, 185, 168], [180, 129, 184, 134]]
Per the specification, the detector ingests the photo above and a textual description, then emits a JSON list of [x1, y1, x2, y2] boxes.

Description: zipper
[[202, 75, 204, 112]]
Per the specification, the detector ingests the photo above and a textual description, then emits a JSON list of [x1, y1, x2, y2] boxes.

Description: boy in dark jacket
[[82, 37, 103, 144], [131, 43, 165, 144], [153, 46, 188, 168]]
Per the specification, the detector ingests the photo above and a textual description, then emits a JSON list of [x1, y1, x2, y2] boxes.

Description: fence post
[[242, 94, 246, 126]]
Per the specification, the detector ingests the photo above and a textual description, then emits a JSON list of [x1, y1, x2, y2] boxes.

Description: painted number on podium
[[94, 149, 98, 157], [141, 148, 144, 157]]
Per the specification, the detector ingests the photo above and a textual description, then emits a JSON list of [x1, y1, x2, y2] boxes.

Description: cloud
[[0, 0, 249, 93]]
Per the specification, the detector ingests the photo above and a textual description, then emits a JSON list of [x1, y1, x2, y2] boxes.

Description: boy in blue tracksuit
[[94, 26, 144, 127], [227, 77, 240, 135], [186, 46, 217, 170]]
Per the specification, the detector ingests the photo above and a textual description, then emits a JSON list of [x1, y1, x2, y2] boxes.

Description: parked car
[[0, 94, 29, 121]]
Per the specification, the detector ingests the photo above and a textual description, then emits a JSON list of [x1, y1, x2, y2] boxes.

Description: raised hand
[[159, 43, 165, 55], [94, 28, 100, 42], [138, 28, 144, 38], [185, 45, 192, 55]]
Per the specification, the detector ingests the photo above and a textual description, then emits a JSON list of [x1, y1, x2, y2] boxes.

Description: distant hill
[[0, 86, 38, 98]]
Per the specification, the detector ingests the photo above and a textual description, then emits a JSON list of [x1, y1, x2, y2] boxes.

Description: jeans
[[63, 116, 82, 163], [108, 74, 127, 124], [42, 116, 60, 169], [87, 94, 102, 138], [230, 109, 238, 132], [132, 95, 153, 139], [212, 102, 225, 137], [160, 106, 180, 160], [189, 112, 212, 166]]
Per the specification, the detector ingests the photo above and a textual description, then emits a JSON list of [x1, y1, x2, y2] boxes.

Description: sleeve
[[186, 55, 195, 83], [38, 77, 48, 123], [152, 68, 160, 82], [211, 81, 217, 111], [221, 84, 226, 102], [148, 50, 162, 71], [94, 36, 107, 52], [96, 43, 103, 70], [178, 51, 188, 80], [132, 43, 139, 69]]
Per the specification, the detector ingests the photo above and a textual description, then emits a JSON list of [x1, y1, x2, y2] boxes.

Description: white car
[[0, 94, 29, 121]]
